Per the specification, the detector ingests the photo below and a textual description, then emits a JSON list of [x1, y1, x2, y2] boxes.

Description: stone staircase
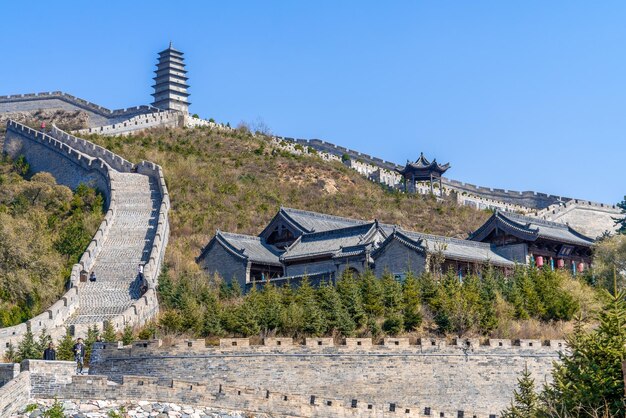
[[66, 172, 161, 325]]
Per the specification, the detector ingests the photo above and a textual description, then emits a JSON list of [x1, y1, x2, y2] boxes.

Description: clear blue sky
[[1, 1, 624, 204]]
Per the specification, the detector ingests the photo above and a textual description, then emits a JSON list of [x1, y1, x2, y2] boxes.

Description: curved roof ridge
[[300, 221, 378, 240], [218, 231, 263, 241], [502, 211, 571, 229], [281, 207, 368, 225], [401, 228, 495, 249]]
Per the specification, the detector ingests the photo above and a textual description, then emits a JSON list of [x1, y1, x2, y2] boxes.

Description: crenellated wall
[[0, 121, 170, 353], [0, 92, 159, 127], [86, 338, 565, 415], [75, 110, 182, 136]]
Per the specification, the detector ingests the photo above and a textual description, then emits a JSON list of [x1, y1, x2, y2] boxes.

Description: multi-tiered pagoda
[[151, 42, 190, 113]]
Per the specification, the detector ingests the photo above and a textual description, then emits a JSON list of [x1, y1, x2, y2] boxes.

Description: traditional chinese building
[[468, 210, 594, 273], [151, 42, 190, 113], [396, 153, 450, 194]]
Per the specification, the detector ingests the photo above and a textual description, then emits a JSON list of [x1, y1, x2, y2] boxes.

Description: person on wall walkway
[[43, 342, 56, 361], [73, 338, 86, 375]]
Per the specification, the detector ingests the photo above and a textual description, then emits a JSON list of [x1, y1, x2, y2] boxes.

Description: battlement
[[0, 359, 503, 418], [92, 337, 567, 360], [0, 120, 169, 349], [86, 336, 562, 415], [0, 91, 159, 118]]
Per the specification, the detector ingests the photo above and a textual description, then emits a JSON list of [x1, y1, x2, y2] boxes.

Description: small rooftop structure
[[396, 153, 450, 194], [151, 42, 190, 113]]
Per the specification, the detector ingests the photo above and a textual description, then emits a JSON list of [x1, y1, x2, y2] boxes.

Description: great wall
[[0, 120, 168, 348], [0, 337, 566, 417], [0, 43, 624, 416]]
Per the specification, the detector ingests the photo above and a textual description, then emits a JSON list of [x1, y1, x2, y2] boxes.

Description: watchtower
[[397, 152, 450, 194], [151, 42, 190, 113]]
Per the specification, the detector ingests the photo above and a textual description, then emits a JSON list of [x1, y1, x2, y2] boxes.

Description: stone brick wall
[[0, 363, 20, 387], [0, 92, 158, 127], [75, 111, 182, 137], [373, 239, 426, 277], [0, 121, 117, 352], [0, 370, 29, 416], [0, 121, 169, 353], [88, 338, 565, 415], [198, 240, 248, 289]]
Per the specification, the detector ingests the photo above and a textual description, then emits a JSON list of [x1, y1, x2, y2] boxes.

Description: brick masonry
[[0, 120, 169, 353], [83, 338, 565, 416]]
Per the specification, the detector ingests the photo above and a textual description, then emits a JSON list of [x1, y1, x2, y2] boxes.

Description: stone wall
[[0, 363, 20, 387], [75, 111, 182, 136], [87, 338, 565, 416], [0, 370, 29, 416], [534, 199, 622, 238], [0, 121, 169, 353], [373, 239, 427, 277], [1, 121, 118, 350], [0, 92, 158, 127]]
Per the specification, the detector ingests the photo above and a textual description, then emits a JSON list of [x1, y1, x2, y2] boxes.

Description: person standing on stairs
[[89, 271, 97, 282], [73, 338, 86, 375], [138, 263, 144, 281]]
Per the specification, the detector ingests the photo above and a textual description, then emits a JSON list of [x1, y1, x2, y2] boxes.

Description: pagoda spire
[[151, 43, 190, 113]]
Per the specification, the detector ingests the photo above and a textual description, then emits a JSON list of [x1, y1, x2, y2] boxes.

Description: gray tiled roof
[[281, 222, 379, 261], [281, 207, 367, 233], [470, 211, 594, 247], [401, 230, 516, 267], [216, 231, 282, 265]]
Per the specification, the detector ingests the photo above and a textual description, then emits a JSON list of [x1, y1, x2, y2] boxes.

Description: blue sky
[[1, 1, 625, 203]]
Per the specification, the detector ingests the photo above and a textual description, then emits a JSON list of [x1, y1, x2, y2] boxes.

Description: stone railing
[[49, 125, 134, 172], [0, 91, 159, 119], [75, 110, 181, 136]]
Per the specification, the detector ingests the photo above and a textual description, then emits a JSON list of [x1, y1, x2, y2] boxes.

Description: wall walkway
[[0, 121, 169, 351]]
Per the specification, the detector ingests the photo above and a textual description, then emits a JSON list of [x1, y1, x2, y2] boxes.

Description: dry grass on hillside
[[84, 126, 490, 279]]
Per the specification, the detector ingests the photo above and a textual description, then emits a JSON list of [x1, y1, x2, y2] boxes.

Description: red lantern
[[577, 262, 585, 273], [536, 256, 544, 267], [557, 259, 565, 269]]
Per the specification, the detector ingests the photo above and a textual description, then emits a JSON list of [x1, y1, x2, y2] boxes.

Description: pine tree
[[336, 271, 366, 326], [500, 366, 539, 418], [102, 321, 117, 342], [258, 284, 284, 333], [360, 269, 384, 318], [402, 272, 422, 331], [85, 324, 100, 363], [202, 293, 223, 337], [296, 278, 326, 336], [56, 328, 75, 361], [234, 299, 260, 336], [121, 325, 134, 345], [317, 282, 355, 336], [17, 328, 39, 361], [4, 342, 16, 363], [540, 290, 626, 416], [35, 327, 52, 358], [230, 280, 243, 298], [380, 272, 404, 316]]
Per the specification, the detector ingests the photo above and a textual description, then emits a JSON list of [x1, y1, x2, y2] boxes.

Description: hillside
[[83, 126, 490, 280], [0, 156, 103, 327]]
